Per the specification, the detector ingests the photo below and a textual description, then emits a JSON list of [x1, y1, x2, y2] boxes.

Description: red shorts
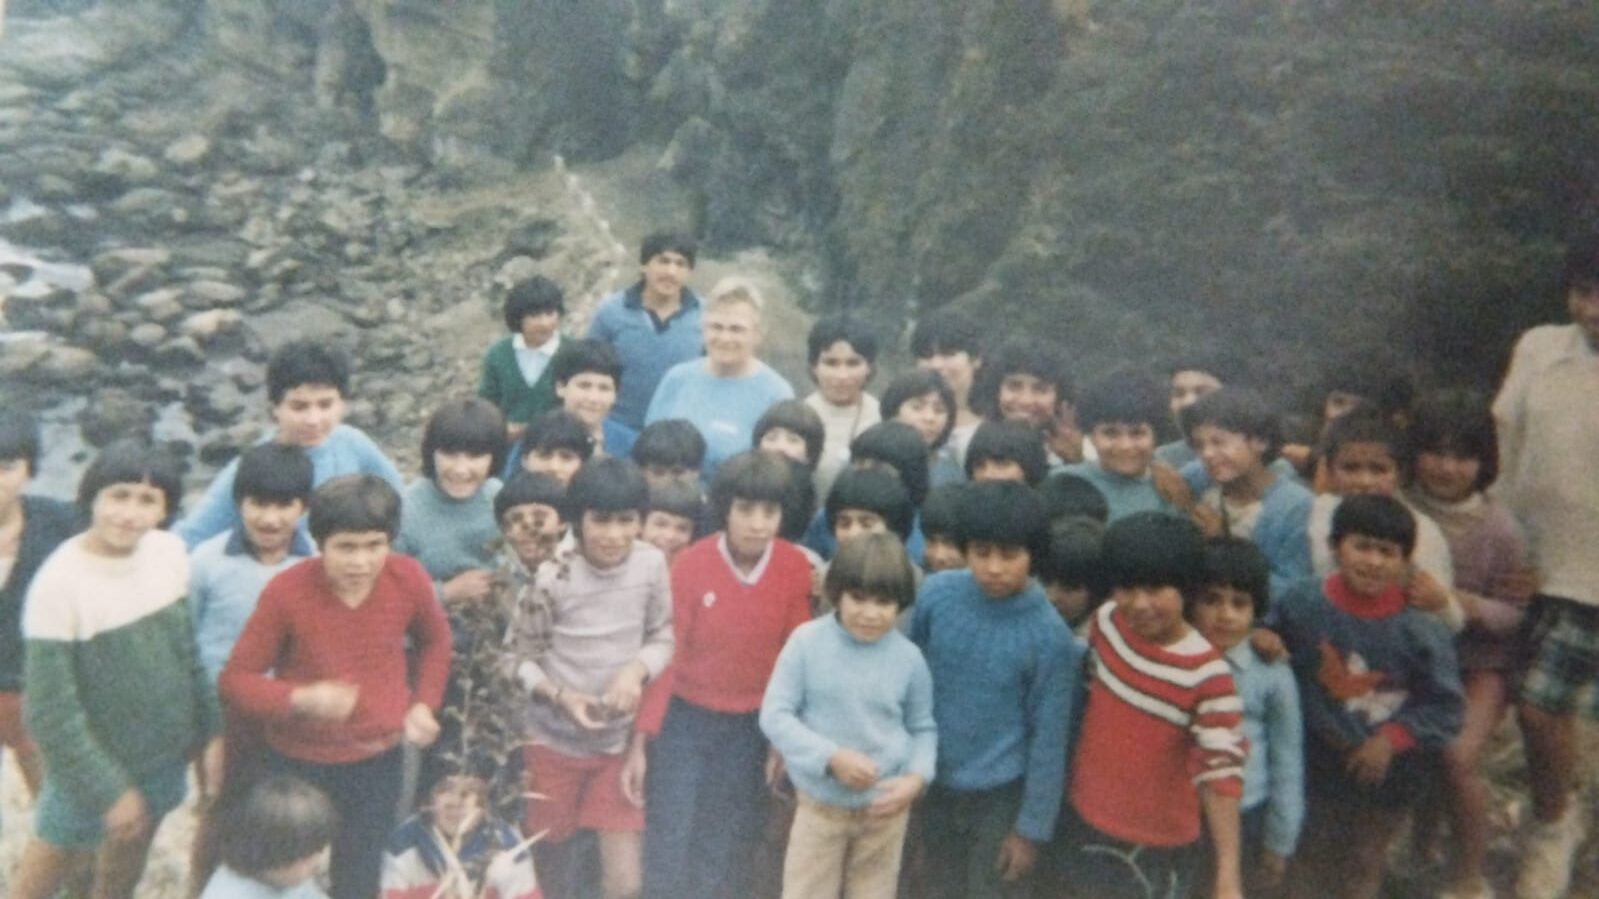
[[524, 743, 643, 842], [0, 691, 38, 758]]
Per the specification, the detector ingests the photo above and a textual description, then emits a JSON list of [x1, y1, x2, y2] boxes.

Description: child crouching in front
[[202, 774, 336, 899], [760, 533, 936, 899], [1269, 495, 1464, 899], [382, 758, 539, 899]]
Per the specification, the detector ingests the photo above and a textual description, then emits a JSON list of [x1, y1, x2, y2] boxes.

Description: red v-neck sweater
[[220, 554, 452, 764], [636, 536, 813, 735]]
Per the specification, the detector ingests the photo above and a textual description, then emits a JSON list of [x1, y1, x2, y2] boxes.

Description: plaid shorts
[[1518, 595, 1599, 717]]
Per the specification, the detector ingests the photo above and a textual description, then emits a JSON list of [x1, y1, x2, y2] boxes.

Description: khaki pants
[[781, 792, 911, 899]]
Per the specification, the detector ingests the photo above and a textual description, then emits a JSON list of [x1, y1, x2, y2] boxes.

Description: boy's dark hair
[[1038, 516, 1107, 596], [956, 481, 1049, 566], [970, 336, 1074, 420], [501, 275, 565, 332], [647, 479, 704, 524], [639, 231, 698, 267], [307, 474, 401, 544], [77, 439, 183, 527], [1316, 355, 1414, 422], [421, 397, 508, 481], [1101, 512, 1207, 602], [910, 309, 985, 360], [232, 444, 314, 507], [1180, 388, 1283, 464], [806, 316, 879, 370], [520, 410, 596, 461], [1076, 371, 1168, 431], [1331, 494, 1418, 557], [1039, 472, 1110, 524], [825, 467, 914, 542], [564, 457, 649, 536], [1199, 537, 1270, 618], [754, 399, 826, 469], [849, 422, 930, 507], [826, 532, 918, 611], [879, 371, 957, 450], [1164, 350, 1244, 386], [708, 451, 791, 532], [1406, 389, 1498, 491], [964, 420, 1048, 486], [919, 485, 965, 540], [1321, 409, 1405, 473], [778, 457, 817, 543], [630, 419, 706, 472], [0, 409, 41, 475], [494, 470, 567, 523], [551, 339, 623, 388], [217, 774, 337, 877], [266, 340, 351, 404]]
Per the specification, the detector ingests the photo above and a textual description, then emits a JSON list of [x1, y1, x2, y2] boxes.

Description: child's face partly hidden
[[1569, 278, 1599, 348], [557, 373, 618, 430], [916, 350, 979, 402], [642, 510, 694, 561], [1333, 533, 1407, 597], [1321, 390, 1366, 424], [1113, 585, 1188, 646], [997, 374, 1058, 429], [726, 498, 781, 562], [429, 776, 487, 838], [271, 383, 345, 449], [1327, 442, 1399, 497], [833, 508, 888, 544], [240, 497, 306, 558], [922, 535, 965, 572], [433, 450, 494, 500], [579, 509, 641, 570], [968, 541, 1031, 599], [519, 309, 561, 348], [500, 502, 563, 567], [1413, 448, 1480, 504], [1191, 585, 1254, 652], [84, 480, 167, 557], [971, 458, 1026, 484], [813, 340, 872, 407], [0, 457, 32, 514], [1045, 581, 1092, 625], [758, 427, 810, 466], [642, 464, 699, 489], [319, 530, 390, 598], [895, 391, 951, 448], [837, 590, 900, 643], [1169, 370, 1222, 419], [1191, 424, 1267, 487], [1089, 422, 1156, 478], [259, 847, 331, 890], [524, 447, 584, 486]]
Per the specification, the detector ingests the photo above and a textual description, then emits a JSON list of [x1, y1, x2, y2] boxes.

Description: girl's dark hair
[[1101, 512, 1207, 603], [266, 340, 350, 404], [1164, 351, 1244, 386], [919, 485, 966, 540], [1038, 516, 1107, 596], [754, 399, 826, 469], [708, 451, 791, 532], [307, 474, 402, 544], [631, 419, 706, 471], [807, 316, 879, 369], [1180, 388, 1283, 464], [563, 457, 649, 534], [1075, 371, 1167, 431], [1039, 472, 1109, 524], [77, 439, 183, 527], [217, 775, 337, 877], [639, 231, 698, 267], [825, 532, 918, 610], [849, 422, 930, 507], [910, 309, 985, 359], [778, 457, 817, 543], [520, 410, 595, 460], [880, 371, 957, 450], [1199, 537, 1270, 618], [957, 481, 1049, 567], [970, 336, 1074, 420], [495, 470, 566, 523], [1321, 409, 1405, 472], [1331, 494, 1417, 557], [421, 397, 508, 481], [233, 444, 314, 506], [647, 479, 704, 523], [0, 409, 41, 475], [1406, 389, 1498, 491], [964, 420, 1048, 486], [825, 467, 914, 541], [551, 339, 623, 388], [501, 275, 565, 332]]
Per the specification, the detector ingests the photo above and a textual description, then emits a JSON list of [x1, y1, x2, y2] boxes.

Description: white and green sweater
[[23, 530, 220, 815]]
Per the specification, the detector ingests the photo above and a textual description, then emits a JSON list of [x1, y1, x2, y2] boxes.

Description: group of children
[[0, 231, 1595, 899]]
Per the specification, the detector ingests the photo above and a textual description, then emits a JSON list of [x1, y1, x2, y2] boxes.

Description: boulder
[[163, 134, 213, 168]]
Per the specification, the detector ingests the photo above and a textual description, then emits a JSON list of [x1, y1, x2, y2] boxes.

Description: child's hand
[[1406, 569, 1450, 613], [1151, 463, 1195, 511], [1249, 627, 1288, 663], [601, 661, 649, 717], [404, 703, 440, 747], [1497, 566, 1540, 604], [993, 832, 1038, 882], [765, 746, 792, 800], [867, 774, 924, 818], [1255, 849, 1287, 889], [1345, 733, 1394, 786], [291, 680, 359, 721], [1189, 503, 1226, 538], [103, 789, 150, 843], [555, 689, 608, 731], [827, 748, 880, 791], [620, 733, 648, 808], [441, 569, 496, 603]]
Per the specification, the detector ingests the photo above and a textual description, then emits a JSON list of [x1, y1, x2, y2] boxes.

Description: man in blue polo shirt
[[587, 231, 704, 431]]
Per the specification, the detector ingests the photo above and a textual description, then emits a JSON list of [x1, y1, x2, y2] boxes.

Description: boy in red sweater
[[220, 474, 452, 899], [1056, 512, 1247, 899], [635, 451, 813, 899]]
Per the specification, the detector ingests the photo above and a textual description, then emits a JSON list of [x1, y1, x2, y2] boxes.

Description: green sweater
[[23, 530, 220, 815], [477, 334, 567, 426]]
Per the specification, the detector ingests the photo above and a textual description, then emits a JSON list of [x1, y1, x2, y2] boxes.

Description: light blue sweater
[[1180, 461, 1315, 601], [644, 360, 794, 477], [1226, 640, 1305, 857], [188, 528, 315, 682], [909, 570, 1079, 842], [394, 478, 504, 589], [760, 614, 936, 809], [1062, 461, 1181, 523], [586, 284, 704, 431]]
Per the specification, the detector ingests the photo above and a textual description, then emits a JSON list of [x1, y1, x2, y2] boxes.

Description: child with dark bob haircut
[[1038, 516, 1106, 630], [826, 466, 915, 544], [754, 398, 827, 470], [478, 274, 568, 438], [202, 774, 337, 898], [399, 398, 507, 607], [881, 369, 961, 489], [551, 337, 635, 458], [805, 315, 883, 502], [802, 422, 930, 563], [1066, 371, 1179, 523], [630, 419, 706, 487], [511, 409, 595, 485], [965, 420, 1048, 486], [918, 485, 967, 573], [642, 480, 702, 564]]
